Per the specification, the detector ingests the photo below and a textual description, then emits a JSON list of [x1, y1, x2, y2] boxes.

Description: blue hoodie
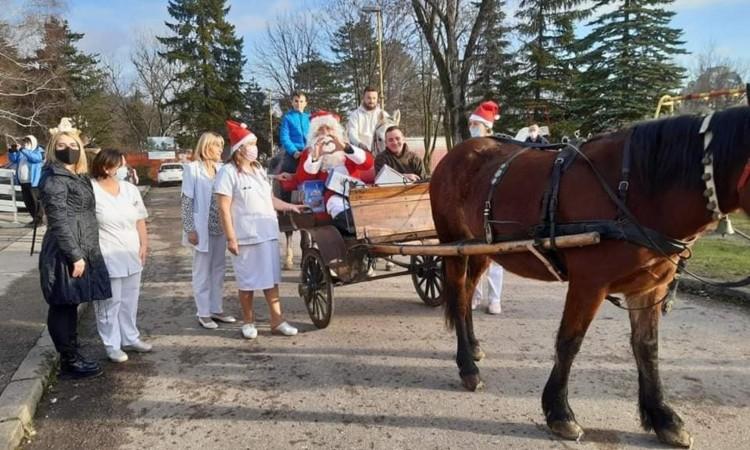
[[8, 135, 45, 187], [279, 109, 310, 157]]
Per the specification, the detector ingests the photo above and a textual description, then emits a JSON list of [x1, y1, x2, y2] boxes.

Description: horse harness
[[480, 125, 730, 312]]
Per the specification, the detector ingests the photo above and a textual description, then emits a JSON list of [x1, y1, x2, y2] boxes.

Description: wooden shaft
[[368, 232, 601, 256]]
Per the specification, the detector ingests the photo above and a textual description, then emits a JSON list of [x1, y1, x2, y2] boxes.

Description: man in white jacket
[[346, 86, 381, 154]]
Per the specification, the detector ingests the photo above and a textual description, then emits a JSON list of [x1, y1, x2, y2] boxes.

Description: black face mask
[[56, 147, 81, 165]]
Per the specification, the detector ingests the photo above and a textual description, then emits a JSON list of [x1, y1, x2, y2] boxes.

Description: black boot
[[60, 353, 102, 380]]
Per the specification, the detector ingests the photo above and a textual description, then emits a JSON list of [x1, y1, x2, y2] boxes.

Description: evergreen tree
[[21, 17, 108, 143], [293, 57, 346, 116], [469, 0, 524, 133], [239, 79, 273, 157], [158, 0, 246, 145], [574, 0, 687, 133], [330, 17, 378, 109], [515, 0, 588, 134]]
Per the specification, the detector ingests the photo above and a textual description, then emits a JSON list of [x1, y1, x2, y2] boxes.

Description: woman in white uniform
[[181, 132, 236, 329], [91, 149, 152, 362], [215, 120, 305, 339], [468, 101, 504, 315]]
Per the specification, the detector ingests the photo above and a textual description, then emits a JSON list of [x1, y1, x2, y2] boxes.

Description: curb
[[0, 299, 89, 449]]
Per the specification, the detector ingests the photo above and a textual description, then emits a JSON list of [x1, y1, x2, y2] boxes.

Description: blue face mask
[[116, 166, 128, 180], [469, 126, 484, 138]]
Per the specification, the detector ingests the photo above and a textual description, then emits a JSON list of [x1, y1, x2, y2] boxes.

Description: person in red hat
[[468, 100, 501, 138], [290, 110, 374, 235], [467, 100, 504, 315], [215, 120, 306, 340]]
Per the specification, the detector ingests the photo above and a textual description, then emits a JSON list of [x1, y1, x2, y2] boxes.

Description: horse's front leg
[[444, 256, 482, 391], [628, 288, 692, 448], [542, 282, 605, 441]]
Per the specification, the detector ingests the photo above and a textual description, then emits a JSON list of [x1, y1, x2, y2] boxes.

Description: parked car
[[157, 162, 183, 186]]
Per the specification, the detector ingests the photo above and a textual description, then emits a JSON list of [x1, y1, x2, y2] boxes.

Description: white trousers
[[95, 272, 142, 351], [473, 262, 503, 306], [192, 234, 227, 317]]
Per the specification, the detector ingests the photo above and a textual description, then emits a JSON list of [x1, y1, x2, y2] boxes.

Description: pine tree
[[158, 0, 246, 145], [21, 17, 108, 142], [239, 79, 273, 157], [574, 0, 687, 133], [469, 0, 524, 133], [515, 0, 588, 134], [293, 57, 346, 116], [330, 18, 378, 109]]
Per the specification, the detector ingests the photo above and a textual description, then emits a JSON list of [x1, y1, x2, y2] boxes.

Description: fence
[[0, 168, 24, 223]]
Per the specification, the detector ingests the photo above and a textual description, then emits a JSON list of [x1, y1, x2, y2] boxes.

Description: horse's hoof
[[656, 427, 693, 448], [471, 347, 485, 362], [548, 420, 584, 442], [460, 373, 484, 391]]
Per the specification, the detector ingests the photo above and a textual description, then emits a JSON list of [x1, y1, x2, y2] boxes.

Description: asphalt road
[[23, 186, 750, 449]]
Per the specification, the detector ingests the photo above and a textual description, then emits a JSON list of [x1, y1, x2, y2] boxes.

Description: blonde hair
[[46, 131, 88, 174], [193, 131, 224, 162]]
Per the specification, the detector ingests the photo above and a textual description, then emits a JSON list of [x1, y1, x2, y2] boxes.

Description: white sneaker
[[272, 321, 298, 336], [124, 341, 153, 353], [198, 316, 218, 329], [487, 303, 502, 315], [384, 260, 395, 271], [107, 348, 128, 363], [241, 323, 258, 339]]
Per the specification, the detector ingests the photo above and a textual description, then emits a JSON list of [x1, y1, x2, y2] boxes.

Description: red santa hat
[[307, 110, 343, 144], [469, 101, 501, 128], [225, 119, 257, 153]]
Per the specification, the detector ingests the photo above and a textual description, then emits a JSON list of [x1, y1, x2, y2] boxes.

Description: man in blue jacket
[[8, 135, 45, 225], [278, 91, 310, 174]]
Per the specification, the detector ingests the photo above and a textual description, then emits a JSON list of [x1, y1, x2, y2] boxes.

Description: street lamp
[[362, 4, 384, 109]]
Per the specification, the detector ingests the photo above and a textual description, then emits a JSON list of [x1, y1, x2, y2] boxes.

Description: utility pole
[[363, 5, 385, 109]]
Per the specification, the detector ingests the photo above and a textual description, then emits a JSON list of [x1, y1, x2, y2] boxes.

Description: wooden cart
[[288, 182, 601, 329]]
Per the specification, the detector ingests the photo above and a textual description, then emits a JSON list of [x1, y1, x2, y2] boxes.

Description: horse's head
[[372, 109, 400, 155]]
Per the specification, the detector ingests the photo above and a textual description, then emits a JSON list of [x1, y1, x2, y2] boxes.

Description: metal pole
[[377, 10, 385, 109], [268, 90, 274, 149]]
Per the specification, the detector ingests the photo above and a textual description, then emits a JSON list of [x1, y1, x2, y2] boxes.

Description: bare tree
[[253, 12, 321, 100], [411, 0, 493, 148], [104, 34, 183, 148]]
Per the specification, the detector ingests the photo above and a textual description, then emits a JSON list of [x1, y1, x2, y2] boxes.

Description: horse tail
[[441, 255, 468, 330]]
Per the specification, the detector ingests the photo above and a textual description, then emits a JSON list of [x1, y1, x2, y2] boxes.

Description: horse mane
[[627, 106, 750, 194]]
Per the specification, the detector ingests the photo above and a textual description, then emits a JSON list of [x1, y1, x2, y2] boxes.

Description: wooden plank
[[349, 183, 435, 240], [368, 232, 601, 256]]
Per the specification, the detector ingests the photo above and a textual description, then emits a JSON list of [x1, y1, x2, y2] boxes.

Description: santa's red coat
[[279, 147, 374, 192]]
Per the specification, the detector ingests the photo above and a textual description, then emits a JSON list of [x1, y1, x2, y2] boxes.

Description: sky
[[61, 0, 750, 88]]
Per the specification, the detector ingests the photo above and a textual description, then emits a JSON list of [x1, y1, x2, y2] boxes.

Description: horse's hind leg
[[443, 256, 483, 391], [542, 282, 605, 441], [628, 288, 692, 448], [284, 231, 294, 270], [466, 255, 489, 362]]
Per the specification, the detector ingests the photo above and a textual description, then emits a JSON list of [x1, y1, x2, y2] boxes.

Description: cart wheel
[[300, 249, 334, 328], [411, 255, 444, 306]]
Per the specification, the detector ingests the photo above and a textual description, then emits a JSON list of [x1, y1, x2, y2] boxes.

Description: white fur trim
[[307, 115, 344, 144], [231, 133, 256, 153], [469, 113, 493, 128]]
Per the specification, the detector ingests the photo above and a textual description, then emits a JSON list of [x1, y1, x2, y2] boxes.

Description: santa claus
[[280, 110, 373, 234]]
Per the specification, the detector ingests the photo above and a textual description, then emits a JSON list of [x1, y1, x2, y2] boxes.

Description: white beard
[[320, 151, 347, 171]]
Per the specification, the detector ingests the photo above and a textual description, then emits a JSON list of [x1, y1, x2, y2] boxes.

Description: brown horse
[[429, 106, 750, 448]]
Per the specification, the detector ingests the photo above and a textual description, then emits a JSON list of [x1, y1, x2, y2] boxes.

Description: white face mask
[[240, 145, 258, 161], [23, 142, 33, 150], [469, 126, 484, 138], [116, 166, 128, 180]]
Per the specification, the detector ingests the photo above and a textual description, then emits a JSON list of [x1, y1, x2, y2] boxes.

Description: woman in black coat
[[38, 129, 111, 379]]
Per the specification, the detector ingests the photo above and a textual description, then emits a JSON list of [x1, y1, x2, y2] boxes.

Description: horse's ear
[[393, 110, 400, 125], [378, 110, 386, 124]]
